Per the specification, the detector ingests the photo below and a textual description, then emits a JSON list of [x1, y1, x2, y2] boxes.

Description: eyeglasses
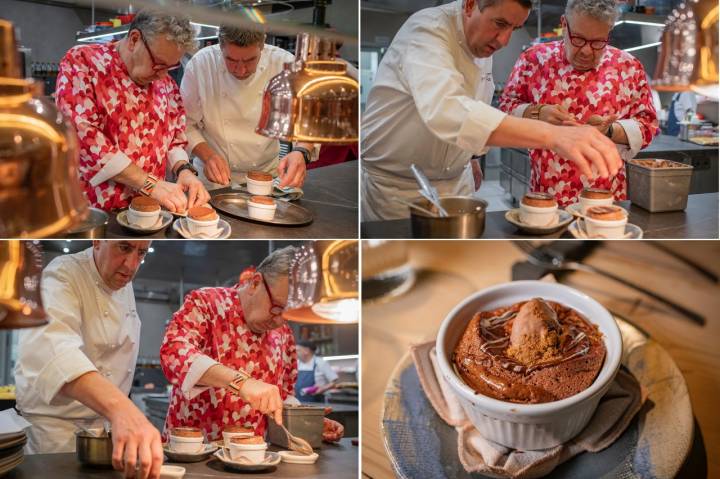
[[135, 29, 181, 72], [564, 20, 609, 50]]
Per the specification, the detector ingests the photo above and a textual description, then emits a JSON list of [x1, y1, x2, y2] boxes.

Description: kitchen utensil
[[393, 197, 438, 217], [410, 164, 448, 217], [270, 417, 314, 455], [410, 196, 487, 238], [266, 405, 325, 449], [514, 242, 704, 324], [75, 430, 113, 467]]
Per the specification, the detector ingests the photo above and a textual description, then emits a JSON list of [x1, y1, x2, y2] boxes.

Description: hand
[[203, 153, 231, 185], [277, 151, 307, 188], [322, 418, 344, 443], [539, 105, 575, 125], [176, 170, 211, 209], [549, 125, 622, 180], [470, 157, 483, 191], [149, 181, 187, 213], [237, 378, 284, 426], [108, 402, 163, 479], [585, 114, 618, 137]]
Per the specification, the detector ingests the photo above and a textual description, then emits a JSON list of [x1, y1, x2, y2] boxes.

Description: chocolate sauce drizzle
[[476, 307, 591, 375]]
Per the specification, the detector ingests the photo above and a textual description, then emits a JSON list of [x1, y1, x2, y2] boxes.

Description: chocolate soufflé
[[130, 196, 160, 212], [581, 188, 612, 200], [586, 205, 625, 221], [188, 206, 218, 221], [171, 427, 203, 438], [248, 171, 273, 182], [224, 426, 254, 434], [250, 196, 275, 206], [521, 192, 557, 208], [453, 298, 605, 404], [231, 436, 265, 445]]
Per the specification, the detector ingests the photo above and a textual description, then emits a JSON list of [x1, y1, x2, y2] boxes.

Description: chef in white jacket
[[14, 241, 162, 479], [181, 26, 315, 190], [361, 0, 622, 221]]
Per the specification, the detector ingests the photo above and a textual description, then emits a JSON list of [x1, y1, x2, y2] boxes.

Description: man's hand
[[322, 418, 344, 443], [277, 151, 307, 188], [539, 105, 576, 125], [585, 114, 617, 137], [107, 401, 164, 479], [237, 378, 284, 426], [202, 153, 231, 186], [149, 181, 188, 213], [549, 125, 622, 180], [176, 170, 211, 209]]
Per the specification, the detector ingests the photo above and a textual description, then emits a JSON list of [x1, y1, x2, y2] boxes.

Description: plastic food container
[[626, 159, 693, 212]]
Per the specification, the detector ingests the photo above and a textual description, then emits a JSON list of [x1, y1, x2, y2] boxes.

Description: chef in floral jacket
[[159, 246, 344, 442], [498, 0, 658, 206], [55, 10, 210, 212]]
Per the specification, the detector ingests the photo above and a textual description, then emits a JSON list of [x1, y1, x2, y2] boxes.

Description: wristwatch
[[176, 162, 198, 177], [605, 123, 614, 140], [227, 368, 252, 395], [292, 146, 312, 165], [529, 104, 546, 121], [139, 173, 159, 197]]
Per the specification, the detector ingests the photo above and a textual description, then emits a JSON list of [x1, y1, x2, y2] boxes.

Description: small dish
[[568, 219, 643, 239], [163, 443, 218, 463], [213, 448, 281, 472], [159, 465, 186, 478], [173, 218, 231, 239], [117, 210, 172, 234], [505, 209, 573, 235], [278, 450, 319, 464]]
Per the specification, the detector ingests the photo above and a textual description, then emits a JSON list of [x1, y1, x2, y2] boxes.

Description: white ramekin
[[222, 430, 253, 449], [246, 175, 274, 196], [228, 441, 267, 464], [127, 206, 160, 229], [159, 465, 186, 479], [169, 434, 204, 454], [186, 215, 219, 237], [584, 214, 628, 239], [519, 202, 558, 227], [578, 195, 614, 215], [247, 199, 277, 221], [436, 281, 622, 450]]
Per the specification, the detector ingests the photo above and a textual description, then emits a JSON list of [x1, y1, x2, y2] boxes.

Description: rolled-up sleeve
[[401, 26, 506, 154], [17, 264, 98, 406], [617, 63, 659, 158], [160, 289, 217, 400]]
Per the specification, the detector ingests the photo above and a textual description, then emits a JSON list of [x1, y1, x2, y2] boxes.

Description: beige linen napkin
[[410, 340, 646, 479]]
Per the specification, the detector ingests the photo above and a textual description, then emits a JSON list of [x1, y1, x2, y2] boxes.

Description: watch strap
[[292, 146, 312, 165], [176, 162, 198, 177]]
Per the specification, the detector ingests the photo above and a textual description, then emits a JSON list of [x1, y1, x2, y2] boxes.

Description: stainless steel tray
[[211, 192, 313, 226]]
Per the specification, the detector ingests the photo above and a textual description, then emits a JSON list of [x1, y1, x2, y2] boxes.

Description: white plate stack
[[0, 431, 26, 475]]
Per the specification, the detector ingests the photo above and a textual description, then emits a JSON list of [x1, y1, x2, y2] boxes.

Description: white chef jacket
[[14, 247, 140, 454], [360, 0, 507, 221], [181, 44, 294, 188], [297, 356, 338, 388]]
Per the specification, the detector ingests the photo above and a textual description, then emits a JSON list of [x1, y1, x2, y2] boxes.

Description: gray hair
[[565, 0, 619, 25], [218, 25, 266, 48], [129, 9, 197, 53], [257, 246, 298, 281]]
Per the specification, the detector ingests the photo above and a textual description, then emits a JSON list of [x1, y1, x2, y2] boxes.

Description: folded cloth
[[410, 340, 646, 479]]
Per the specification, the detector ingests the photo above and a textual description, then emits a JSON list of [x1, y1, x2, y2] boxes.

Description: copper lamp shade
[[255, 33, 358, 144], [0, 19, 89, 238], [653, 0, 719, 96], [0, 240, 47, 329], [283, 240, 358, 324]]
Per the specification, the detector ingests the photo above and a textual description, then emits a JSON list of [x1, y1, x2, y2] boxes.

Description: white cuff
[[511, 103, 531, 118], [168, 147, 189, 170], [181, 354, 219, 400], [617, 119, 644, 157], [284, 396, 301, 406], [89, 151, 132, 187], [185, 126, 207, 156], [36, 348, 98, 406], [456, 102, 507, 154]]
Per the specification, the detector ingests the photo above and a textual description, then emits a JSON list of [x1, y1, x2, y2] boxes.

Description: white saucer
[[117, 210, 173, 234], [172, 218, 231, 239], [213, 448, 281, 471], [163, 443, 218, 463], [568, 218, 644, 239], [505, 209, 573, 235], [278, 450, 319, 464]]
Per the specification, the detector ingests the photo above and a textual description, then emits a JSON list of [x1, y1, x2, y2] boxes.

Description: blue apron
[[666, 93, 682, 136], [295, 358, 324, 402]]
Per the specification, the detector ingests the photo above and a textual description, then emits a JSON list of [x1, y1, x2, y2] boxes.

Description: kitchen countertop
[[361, 192, 719, 239], [362, 241, 718, 478], [105, 161, 358, 239], [638, 134, 719, 155], [7, 438, 357, 478]]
